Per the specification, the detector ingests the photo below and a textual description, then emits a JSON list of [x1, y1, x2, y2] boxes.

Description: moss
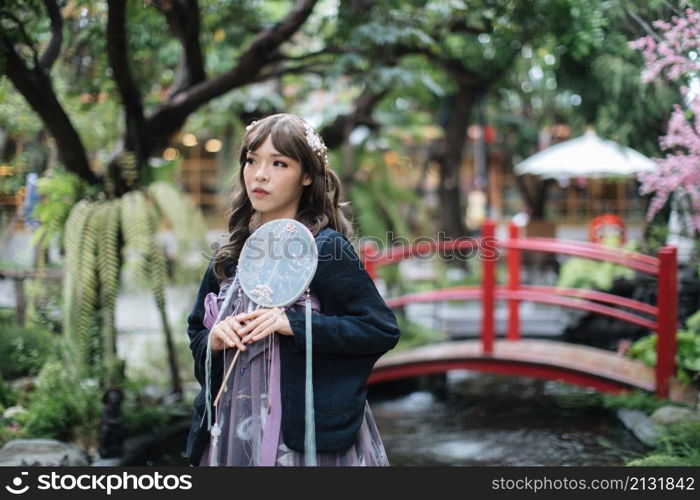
[[626, 454, 696, 466]]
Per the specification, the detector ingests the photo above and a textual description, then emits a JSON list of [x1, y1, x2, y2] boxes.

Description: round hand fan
[[204, 218, 319, 465]]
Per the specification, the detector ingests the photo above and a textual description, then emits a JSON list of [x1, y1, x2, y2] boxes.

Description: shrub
[[16, 361, 101, 444], [599, 389, 677, 414], [0, 311, 58, 379], [393, 312, 447, 352], [626, 311, 700, 387], [626, 421, 700, 466], [556, 237, 637, 291]]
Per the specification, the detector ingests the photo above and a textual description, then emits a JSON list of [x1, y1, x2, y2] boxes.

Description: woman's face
[[243, 134, 312, 224]]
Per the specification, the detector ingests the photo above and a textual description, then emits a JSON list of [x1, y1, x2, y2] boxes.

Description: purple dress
[[197, 275, 390, 466]]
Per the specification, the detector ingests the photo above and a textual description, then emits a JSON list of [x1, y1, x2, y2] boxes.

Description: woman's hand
[[234, 307, 293, 344], [210, 315, 248, 352]]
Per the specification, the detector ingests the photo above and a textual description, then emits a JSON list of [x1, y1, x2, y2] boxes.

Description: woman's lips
[[252, 190, 269, 198]]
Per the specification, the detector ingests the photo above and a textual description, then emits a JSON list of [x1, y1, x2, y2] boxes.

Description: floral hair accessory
[[304, 121, 329, 168], [245, 120, 260, 132]]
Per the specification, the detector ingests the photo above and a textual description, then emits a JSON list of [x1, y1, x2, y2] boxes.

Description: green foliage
[[557, 257, 636, 291], [30, 168, 88, 256], [0, 310, 58, 380], [0, 71, 44, 137], [642, 210, 671, 256], [556, 238, 638, 291], [348, 151, 418, 241], [626, 311, 700, 386], [626, 454, 696, 466], [95, 200, 121, 381], [687, 309, 700, 334], [63, 199, 103, 380], [60, 182, 203, 391], [24, 277, 63, 334], [15, 360, 101, 443], [147, 180, 208, 265], [0, 375, 17, 410], [652, 420, 700, 466], [393, 311, 447, 352], [60, 195, 131, 385], [599, 389, 675, 414], [627, 421, 700, 466], [120, 377, 182, 436]]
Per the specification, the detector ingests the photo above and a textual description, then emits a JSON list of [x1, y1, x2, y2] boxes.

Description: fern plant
[[35, 169, 207, 395], [30, 168, 100, 266]]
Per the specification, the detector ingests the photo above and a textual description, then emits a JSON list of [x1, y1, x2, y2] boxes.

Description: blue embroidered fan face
[[237, 218, 318, 308]]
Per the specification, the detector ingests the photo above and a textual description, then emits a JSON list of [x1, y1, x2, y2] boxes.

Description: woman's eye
[[244, 158, 254, 165], [274, 161, 287, 167]]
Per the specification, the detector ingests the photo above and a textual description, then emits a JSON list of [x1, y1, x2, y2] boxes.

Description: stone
[[141, 384, 165, 404], [650, 405, 700, 426], [0, 439, 90, 466], [91, 457, 123, 467], [617, 409, 663, 447]]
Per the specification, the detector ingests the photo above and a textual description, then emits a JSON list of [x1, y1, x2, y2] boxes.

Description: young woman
[[185, 113, 401, 466]]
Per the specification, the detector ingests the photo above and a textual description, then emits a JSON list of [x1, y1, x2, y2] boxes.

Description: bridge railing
[[359, 219, 678, 398]]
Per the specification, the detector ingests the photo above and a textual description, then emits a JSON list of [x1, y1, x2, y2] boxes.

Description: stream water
[[138, 372, 648, 466], [369, 372, 648, 466]]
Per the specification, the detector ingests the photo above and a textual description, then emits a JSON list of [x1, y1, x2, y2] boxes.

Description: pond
[[369, 372, 648, 466], [136, 372, 648, 466]]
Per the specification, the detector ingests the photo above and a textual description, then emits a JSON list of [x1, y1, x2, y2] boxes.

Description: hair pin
[[304, 121, 329, 168]]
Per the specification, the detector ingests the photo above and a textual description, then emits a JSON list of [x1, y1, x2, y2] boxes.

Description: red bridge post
[[507, 222, 521, 341], [361, 240, 378, 280], [481, 219, 496, 354], [656, 246, 677, 399]]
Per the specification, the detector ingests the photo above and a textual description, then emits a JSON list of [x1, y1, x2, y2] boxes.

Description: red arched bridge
[[359, 220, 697, 405]]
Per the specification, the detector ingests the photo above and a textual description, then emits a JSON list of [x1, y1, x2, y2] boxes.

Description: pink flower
[[631, 9, 700, 234]]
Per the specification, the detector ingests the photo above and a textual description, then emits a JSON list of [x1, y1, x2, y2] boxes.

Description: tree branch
[[39, 0, 62, 70], [390, 42, 481, 85], [0, 35, 96, 184], [143, 0, 319, 154], [251, 62, 326, 83], [621, 2, 663, 42], [447, 18, 487, 36], [267, 45, 358, 63], [321, 85, 390, 149], [0, 9, 40, 68], [106, 0, 147, 162], [153, 0, 206, 96]]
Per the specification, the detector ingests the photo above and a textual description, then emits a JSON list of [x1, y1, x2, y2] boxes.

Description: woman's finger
[[236, 308, 277, 337], [210, 325, 234, 350], [243, 313, 280, 343], [219, 321, 246, 350], [234, 308, 267, 326], [226, 316, 245, 338], [244, 323, 277, 343]]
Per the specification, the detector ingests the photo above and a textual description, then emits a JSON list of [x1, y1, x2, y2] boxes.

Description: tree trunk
[[515, 174, 555, 219], [437, 84, 475, 239], [3, 46, 97, 185]]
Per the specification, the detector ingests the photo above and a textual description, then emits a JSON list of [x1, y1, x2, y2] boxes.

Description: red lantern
[[589, 214, 627, 245]]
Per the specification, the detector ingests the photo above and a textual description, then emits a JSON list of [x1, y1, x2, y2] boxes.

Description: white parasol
[[514, 129, 656, 180]]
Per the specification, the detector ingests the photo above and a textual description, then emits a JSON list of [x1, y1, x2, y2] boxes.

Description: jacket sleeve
[[187, 260, 224, 387], [284, 233, 401, 355]]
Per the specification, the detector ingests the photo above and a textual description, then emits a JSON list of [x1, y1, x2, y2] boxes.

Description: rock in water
[[617, 409, 663, 447], [0, 439, 90, 466], [650, 405, 700, 426]]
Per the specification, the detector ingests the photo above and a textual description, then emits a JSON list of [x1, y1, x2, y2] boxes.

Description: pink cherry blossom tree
[[629, 8, 700, 237]]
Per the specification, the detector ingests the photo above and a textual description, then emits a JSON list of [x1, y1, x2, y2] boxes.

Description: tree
[[0, 0, 324, 397], [1, 0, 320, 195], [629, 5, 700, 240]]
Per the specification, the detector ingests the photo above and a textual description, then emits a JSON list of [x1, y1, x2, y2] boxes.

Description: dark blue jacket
[[185, 227, 400, 465]]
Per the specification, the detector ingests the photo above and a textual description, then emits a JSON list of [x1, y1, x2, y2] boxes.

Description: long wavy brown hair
[[212, 113, 355, 281]]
